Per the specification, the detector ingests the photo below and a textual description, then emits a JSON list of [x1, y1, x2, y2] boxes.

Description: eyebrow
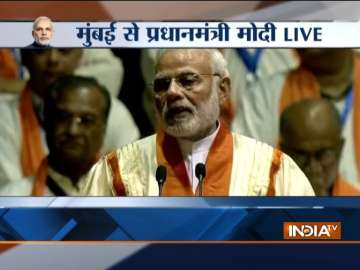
[[155, 70, 200, 78]]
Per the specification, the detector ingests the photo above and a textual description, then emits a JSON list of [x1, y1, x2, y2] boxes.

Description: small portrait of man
[[29, 16, 54, 47]]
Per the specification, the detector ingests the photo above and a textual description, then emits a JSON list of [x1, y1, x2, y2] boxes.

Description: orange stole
[[280, 56, 360, 178], [32, 158, 48, 196], [0, 49, 18, 79], [107, 152, 126, 196], [266, 149, 283, 196], [157, 124, 233, 196], [279, 67, 321, 114], [332, 175, 360, 196], [19, 85, 45, 177]]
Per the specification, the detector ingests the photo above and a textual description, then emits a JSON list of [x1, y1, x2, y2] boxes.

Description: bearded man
[[82, 49, 314, 196]]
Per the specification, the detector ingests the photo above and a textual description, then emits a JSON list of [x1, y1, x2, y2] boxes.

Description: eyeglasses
[[152, 72, 220, 94]]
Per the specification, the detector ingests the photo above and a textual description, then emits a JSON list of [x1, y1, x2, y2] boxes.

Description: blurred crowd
[[0, 47, 359, 196]]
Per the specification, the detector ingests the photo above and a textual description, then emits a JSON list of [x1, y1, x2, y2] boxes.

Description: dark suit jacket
[[26, 41, 51, 48]]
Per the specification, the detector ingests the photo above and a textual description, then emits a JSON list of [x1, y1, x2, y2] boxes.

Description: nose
[[68, 117, 81, 135], [166, 79, 184, 103], [304, 155, 323, 176]]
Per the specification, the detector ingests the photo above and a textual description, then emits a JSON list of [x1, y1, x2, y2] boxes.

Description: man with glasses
[[83, 49, 314, 196], [0, 48, 139, 195], [280, 98, 360, 195]]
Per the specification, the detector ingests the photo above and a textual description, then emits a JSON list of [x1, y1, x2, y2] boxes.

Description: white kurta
[[82, 131, 314, 196]]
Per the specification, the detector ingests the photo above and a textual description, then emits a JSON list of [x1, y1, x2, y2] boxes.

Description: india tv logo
[[283, 222, 341, 240]]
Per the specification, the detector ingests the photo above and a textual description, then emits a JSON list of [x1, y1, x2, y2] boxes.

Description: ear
[[32, 30, 35, 38], [217, 76, 231, 105]]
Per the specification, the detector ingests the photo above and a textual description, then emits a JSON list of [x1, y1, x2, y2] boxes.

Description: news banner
[[1, 20, 360, 269], [3, 20, 360, 47]]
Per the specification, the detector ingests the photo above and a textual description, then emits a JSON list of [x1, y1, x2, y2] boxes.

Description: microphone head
[[195, 163, 206, 179], [156, 165, 167, 184]]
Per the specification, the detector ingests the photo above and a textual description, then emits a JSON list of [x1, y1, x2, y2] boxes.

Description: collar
[[177, 121, 220, 157], [157, 120, 233, 196], [48, 166, 87, 195]]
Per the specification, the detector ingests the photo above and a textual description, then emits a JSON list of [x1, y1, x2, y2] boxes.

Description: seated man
[[0, 48, 139, 195], [82, 49, 314, 196], [280, 98, 360, 195], [32, 76, 110, 195]]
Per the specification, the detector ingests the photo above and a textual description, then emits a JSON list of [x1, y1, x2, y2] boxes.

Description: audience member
[[280, 99, 360, 195], [32, 76, 110, 195], [0, 48, 139, 195]]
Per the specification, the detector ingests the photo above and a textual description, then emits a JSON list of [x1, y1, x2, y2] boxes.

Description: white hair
[[33, 16, 53, 30], [155, 49, 229, 78]]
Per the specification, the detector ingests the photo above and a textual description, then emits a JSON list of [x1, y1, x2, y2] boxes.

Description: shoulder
[[116, 134, 157, 158], [232, 133, 276, 157], [231, 132, 282, 179], [231, 133, 314, 196], [25, 42, 51, 48], [25, 42, 37, 48], [232, 132, 303, 171]]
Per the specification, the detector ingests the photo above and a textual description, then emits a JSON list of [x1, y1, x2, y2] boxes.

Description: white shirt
[[177, 123, 220, 193], [46, 167, 88, 196]]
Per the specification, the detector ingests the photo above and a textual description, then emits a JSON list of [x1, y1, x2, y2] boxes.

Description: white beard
[[35, 37, 50, 46], [161, 86, 220, 140]]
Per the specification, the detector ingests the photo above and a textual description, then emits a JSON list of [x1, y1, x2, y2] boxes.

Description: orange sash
[[157, 123, 233, 196], [332, 175, 360, 196], [106, 125, 287, 196], [280, 55, 360, 178], [0, 49, 17, 79], [279, 67, 321, 114], [107, 152, 126, 196], [31, 158, 48, 196], [266, 149, 283, 196], [19, 85, 45, 177]]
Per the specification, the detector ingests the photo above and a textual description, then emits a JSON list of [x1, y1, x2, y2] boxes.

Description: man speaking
[[29, 16, 54, 47], [82, 49, 314, 196]]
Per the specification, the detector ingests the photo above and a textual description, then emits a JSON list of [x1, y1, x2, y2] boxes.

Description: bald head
[[280, 98, 343, 196], [281, 99, 342, 146]]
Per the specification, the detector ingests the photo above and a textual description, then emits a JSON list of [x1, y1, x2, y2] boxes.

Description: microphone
[[156, 165, 167, 196], [195, 163, 206, 196]]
